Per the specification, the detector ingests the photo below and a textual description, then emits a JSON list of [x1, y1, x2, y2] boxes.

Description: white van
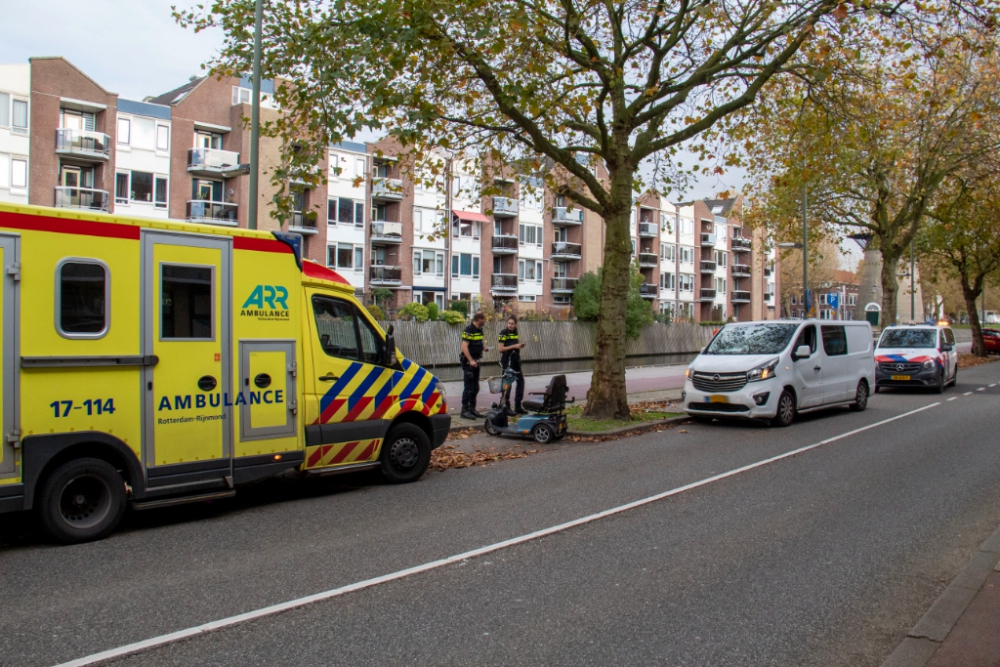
[[682, 320, 875, 426]]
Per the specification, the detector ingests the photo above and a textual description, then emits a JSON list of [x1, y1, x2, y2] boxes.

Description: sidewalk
[[883, 524, 1000, 667], [442, 364, 688, 422]]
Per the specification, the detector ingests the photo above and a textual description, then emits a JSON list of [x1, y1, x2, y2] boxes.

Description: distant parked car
[[683, 319, 875, 427], [982, 329, 1000, 355], [874, 325, 958, 393]]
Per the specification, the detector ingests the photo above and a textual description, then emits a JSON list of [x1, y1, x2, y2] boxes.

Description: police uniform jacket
[[460, 323, 485, 363], [499, 327, 522, 372]]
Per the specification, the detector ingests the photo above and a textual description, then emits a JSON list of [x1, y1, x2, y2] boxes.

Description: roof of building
[[703, 197, 738, 217], [147, 77, 205, 106]]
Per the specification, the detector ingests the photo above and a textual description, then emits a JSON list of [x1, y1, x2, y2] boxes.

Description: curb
[[449, 414, 689, 436], [880, 522, 1000, 667]]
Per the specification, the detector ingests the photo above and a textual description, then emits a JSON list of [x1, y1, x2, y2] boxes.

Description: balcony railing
[[638, 252, 658, 267], [552, 242, 582, 259], [639, 283, 658, 298], [700, 288, 717, 301], [492, 235, 519, 254], [701, 233, 717, 246], [55, 129, 111, 162], [186, 200, 238, 225], [288, 212, 318, 234], [369, 265, 402, 285], [731, 264, 752, 277], [371, 221, 403, 242], [490, 273, 518, 292], [732, 237, 752, 252], [552, 207, 583, 225], [55, 186, 109, 212], [187, 148, 241, 177], [732, 290, 752, 303], [700, 260, 717, 273], [638, 222, 658, 237], [492, 197, 519, 217], [551, 277, 578, 293], [371, 178, 403, 201]]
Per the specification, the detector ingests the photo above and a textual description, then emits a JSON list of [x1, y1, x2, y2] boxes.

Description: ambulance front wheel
[[380, 423, 431, 483], [38, 457, 127, 544]]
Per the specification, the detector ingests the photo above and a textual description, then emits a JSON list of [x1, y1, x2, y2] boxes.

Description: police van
[[0, 203, 450, 543]]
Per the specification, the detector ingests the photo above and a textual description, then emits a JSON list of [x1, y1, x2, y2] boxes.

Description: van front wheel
[[850, 381, 868, 412], [770, 390, 796, 427], [379, 423, 431, 484], [38, 457, 127, 544]]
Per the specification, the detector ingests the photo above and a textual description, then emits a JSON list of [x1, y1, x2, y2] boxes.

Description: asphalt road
[[2, 363, 999, 667]]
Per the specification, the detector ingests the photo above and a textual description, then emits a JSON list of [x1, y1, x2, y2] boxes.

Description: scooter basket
[[487, 376, 503, 393]]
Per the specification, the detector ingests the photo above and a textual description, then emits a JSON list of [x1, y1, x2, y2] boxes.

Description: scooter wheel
[[532, 423, 554, 444], [484, 415, 500, 436]]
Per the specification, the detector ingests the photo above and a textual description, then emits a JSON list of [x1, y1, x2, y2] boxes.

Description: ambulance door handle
[[318, 373, 339, 382]]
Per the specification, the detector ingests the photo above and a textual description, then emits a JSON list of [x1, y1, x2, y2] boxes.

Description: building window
[[0, 93, 8, 127], [11, 98, 28, 134], [680, 247, 694, 264], [413, 208, 444, 236], [11, 158, 27, 190], [451, 253, 480, 278], [118, 118, 131, 145], [330, 243, 363, 271], [453, 218, 481, 239], [660, 273, 676, 290], [518, 294, 537, 302], [328, 197, 363, 226], [57, 260, 109, 338], [660, 243, 675, 261], [233, 86, 252, 105], [156, 125, 170, 152], [518, 260, 542, 283], [518, 224, 542, 246], [155, 177, 168, 209], [413, 250, 444, 277], [679, 274, 695, 292]]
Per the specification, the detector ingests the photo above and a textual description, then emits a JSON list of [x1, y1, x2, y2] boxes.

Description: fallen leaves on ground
[[959, 353, 999, 368], [430, 444, 539, 471], [446, 426, 482, 441]]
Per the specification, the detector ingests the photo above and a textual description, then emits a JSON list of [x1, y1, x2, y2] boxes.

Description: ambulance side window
[[57, 260, 109, 338], [161, 265, 214, 339], [357, 316, 383, 365], [312, 296, 360, 359]]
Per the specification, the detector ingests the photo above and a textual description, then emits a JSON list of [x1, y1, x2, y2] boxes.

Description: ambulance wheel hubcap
[[59, 475, 112, 528], [389, 438, 419, 469]]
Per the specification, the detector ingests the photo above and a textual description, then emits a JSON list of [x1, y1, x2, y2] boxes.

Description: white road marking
[[947, 397, 958, 401], [965, 392, 974, 396], [977, 387, 986, 391], [52, 402, 942, 667], [990, 384, 997, 388]]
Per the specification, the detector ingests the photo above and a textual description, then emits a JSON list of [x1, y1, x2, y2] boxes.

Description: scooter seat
[[522, 400, 544, 411]]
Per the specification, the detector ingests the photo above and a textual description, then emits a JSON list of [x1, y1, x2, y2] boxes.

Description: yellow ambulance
[[0, 202, 450, 543]]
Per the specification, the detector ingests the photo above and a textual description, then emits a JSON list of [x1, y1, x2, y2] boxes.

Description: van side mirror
[[384, 324, 400, 368], [794, 345, 811, 360], [941, 343, 953, 352]]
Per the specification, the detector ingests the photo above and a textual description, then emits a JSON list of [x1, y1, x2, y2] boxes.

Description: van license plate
[[891, 375, 910, 381], [709, 395, 729, 403]]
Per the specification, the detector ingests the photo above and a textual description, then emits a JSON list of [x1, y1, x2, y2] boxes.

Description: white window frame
[[232, 86, 252, 105], [117, 117, 131, 146], [11, 97, 28, 135], [10, 157, 27, 191], [156, 124, 170, 152]]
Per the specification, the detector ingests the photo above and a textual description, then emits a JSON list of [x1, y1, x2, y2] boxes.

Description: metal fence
[[379, 320, 716, 381]]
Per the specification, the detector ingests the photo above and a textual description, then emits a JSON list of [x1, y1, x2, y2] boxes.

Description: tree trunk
[[960, 277, 985, 357], [584, 187, 633, 420], [879, 249, 902, 327]]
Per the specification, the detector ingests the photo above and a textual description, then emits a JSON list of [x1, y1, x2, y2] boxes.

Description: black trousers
[[461, 362, 481, 410], [502, 369, 524, 408]]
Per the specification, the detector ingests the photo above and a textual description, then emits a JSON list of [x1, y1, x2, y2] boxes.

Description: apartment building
[[0, 64, 30, 205]]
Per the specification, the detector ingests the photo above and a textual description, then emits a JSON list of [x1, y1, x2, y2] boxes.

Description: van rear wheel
[[38, 457, 127, 544], [770, 390, 796, 427], [379, 423, 431, 484]]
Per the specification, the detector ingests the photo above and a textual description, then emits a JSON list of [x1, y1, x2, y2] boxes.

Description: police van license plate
[[709, 395, 729, 403], [891, 375, 910, 381]]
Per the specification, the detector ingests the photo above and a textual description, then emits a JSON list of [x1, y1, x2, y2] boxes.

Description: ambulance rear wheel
[[380, 423, 431, 484], [38, 457, 127, 544]]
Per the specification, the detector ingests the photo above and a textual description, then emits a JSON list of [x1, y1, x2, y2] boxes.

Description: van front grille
[[879, 362, 922, 374], [692, 371, 747, 393]]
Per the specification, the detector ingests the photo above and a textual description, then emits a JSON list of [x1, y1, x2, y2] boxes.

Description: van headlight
[[922, 359, 934, 370], [747, 358, 779, 382], [685, 366, 693, 379]]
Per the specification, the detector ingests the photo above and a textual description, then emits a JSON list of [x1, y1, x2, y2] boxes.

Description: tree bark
[[584, 178, 633, 420], [960, 276, 986, 357], [879, 248, 902, 327]]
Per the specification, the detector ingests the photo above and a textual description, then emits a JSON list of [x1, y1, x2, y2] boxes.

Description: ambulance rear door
[[0, 235, 18, 484]]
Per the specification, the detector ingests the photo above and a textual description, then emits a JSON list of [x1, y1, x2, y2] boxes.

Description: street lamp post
[[247, 0, 264, 230]]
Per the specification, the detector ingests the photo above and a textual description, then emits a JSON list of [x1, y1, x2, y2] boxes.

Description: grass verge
[[566, 401, 683, 432]]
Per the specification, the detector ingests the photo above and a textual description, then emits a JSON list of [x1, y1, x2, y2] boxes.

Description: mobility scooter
[[484, 373, 574, 443]]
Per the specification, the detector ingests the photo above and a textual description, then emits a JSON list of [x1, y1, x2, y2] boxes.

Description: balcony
[[288, 212, 318, 235], [492, 197, 519, 218], [699, 288, 717, 301], [55, 186, 109, 212], [731, 264, 752, 278], [371, 178, 403, 202], [638, 252, 658, 268], [638, 222, 658, 238], [186, 200, 238, 225], [369, 265, 402, 286], [492, 235, 519, 255], [490, 273, 518, 293], [732, 237, 752, 252], [187, 148, 243, 178], [552, 207, 583, 225], [732, 290, 752, 303], [371, 221, 403, 243], [639, 283, 658, 299], [551, 277, 578, 294], [552, 242, 582, 260], [700, 260, 717, 273], [55, 129, 111, 162], [701, 233, 717, 247]]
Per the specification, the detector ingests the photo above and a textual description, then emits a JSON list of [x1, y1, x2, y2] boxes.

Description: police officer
[[460, 311, 489, 420], [497, 315, 526, 415]]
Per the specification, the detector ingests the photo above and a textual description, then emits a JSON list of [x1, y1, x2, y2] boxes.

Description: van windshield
[[704, 323, 799, 355], [879, 329, 936, 348]]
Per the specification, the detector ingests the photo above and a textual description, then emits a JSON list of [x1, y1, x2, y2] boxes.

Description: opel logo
[[896, 363, 904, 371], [713, 374, 721, 382]]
